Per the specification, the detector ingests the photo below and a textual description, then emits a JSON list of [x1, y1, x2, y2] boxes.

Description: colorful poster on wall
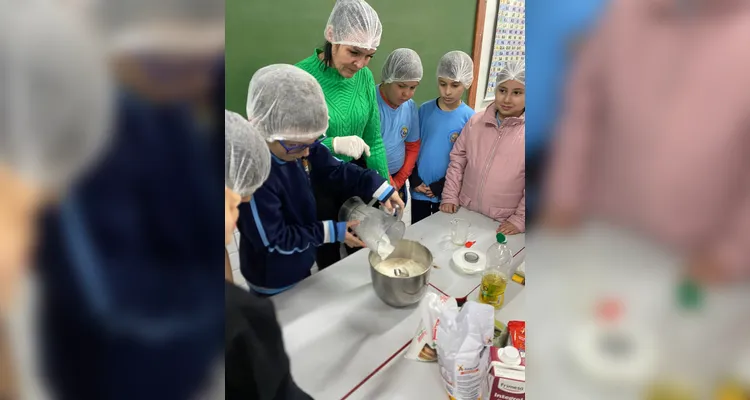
[[484, 0, 525, 101]]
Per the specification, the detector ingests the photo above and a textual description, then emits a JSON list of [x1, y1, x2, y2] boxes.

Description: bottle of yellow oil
[[479, 233, 514, 309]]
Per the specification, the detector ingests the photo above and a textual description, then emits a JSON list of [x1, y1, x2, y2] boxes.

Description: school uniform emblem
[[400, 126, 409, 138], [449, 131, 460, 143]]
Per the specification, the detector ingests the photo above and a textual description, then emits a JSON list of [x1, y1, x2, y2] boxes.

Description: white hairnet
[[497, 60, 525, 86], [92, 0, 225, 54], [246, 64, 329, 142], [0, 1, 113, 190], [381, 48, 423, 84], [324, 0, 382, 50], [225, 110, 271, 198], [436, 50, 474, 88]]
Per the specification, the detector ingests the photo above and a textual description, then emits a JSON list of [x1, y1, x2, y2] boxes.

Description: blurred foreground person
[[544, 0, 750, 284], [525, 0, 608, 224], [224, 111, 313, 400], [33, 1, 227, 399], [0, 1, 112, 397]]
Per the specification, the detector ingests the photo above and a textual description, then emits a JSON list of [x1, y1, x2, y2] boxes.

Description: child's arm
[[310, 144, 395, 204], [393, 106, 421, 189], [506, 190, 526, 233], [362, 84, 391, 179], [393, 140, 420, 190], [409, 163, 424, 188], [248, 185, 348, 252], [410, 105, 427, 189], [441, 122, 472, 205]]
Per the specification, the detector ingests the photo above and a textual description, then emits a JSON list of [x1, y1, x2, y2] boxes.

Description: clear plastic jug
[[339, 196, 405, 259]]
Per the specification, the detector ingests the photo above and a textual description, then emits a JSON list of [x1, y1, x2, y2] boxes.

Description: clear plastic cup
[[451, 218, 471, 245]]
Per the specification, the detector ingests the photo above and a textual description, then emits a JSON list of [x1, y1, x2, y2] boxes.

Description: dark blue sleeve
[[246, 182, 340, 253], [308, 144, 395, 203]]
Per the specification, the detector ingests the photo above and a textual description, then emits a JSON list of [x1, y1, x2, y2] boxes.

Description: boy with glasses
[[237, 64, 404, 296]]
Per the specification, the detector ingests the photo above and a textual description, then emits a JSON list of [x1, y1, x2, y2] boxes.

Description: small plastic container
[[450, 218, 471, 245]]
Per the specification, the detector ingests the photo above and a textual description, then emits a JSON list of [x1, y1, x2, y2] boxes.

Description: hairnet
[[0, 1, 113, 190], [324, 0, 382, 50], [496, 60, 525, 86], [225, 110, 271, 198], [246, 64, 329, 142], [92, 0, 225, 54], [436, 50, 474, 88], [381, 48, 423, 84]]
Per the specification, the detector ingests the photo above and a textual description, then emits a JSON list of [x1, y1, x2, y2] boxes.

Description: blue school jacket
[[237, 143, 393, 294], [35, 83, 225, 400]]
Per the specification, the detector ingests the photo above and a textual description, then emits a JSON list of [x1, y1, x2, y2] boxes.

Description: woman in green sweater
[[296, 0, 391, 269]]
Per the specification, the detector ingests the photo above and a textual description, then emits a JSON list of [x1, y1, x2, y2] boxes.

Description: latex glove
[[332, 136, 371, 159]]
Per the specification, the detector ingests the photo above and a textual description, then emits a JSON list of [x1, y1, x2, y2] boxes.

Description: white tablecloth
[[528, 222, 750, 399], [273, 209, 525, 399], [348, 288, 526, 400], [403, 208, 525, 298]]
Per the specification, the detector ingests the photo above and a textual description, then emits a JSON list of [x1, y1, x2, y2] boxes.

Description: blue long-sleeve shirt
[[237, 143, 393, 293], [377, 85, 420, 174]]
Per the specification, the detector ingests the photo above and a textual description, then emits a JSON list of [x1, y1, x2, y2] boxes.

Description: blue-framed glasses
[[279, 134, 327, 154]]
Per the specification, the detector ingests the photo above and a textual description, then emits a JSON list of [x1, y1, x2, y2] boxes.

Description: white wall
[[473, 0, 499, 111]]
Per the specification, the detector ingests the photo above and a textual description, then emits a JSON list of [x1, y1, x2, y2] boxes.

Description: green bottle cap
[[496, 233, 507, 244], [677, 278, 703, 311]]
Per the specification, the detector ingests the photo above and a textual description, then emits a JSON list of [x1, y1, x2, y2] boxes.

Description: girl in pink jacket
[[441, 61, 526, 234]]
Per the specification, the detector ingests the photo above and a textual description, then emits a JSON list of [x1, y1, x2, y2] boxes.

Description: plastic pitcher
[[339, 196, 406, 258]]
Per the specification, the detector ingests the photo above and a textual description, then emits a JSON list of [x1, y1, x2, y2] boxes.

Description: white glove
[[332, 136, 371, 159]]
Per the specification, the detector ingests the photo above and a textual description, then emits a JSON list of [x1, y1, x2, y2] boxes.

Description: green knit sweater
[[296, 50, 390, 179]]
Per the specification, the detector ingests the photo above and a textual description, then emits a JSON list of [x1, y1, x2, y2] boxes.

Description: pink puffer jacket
[[546, 0, 750, 279], [442, 104, 525, 231]]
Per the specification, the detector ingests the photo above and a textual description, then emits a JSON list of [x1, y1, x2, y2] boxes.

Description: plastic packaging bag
[[405, 292, 458, 362], [437, 301, 495, 400]]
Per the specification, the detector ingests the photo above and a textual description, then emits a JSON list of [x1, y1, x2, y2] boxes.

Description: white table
[[528, 222, 750, 399], [273, 210, 525, 399], [403, 208, 525, 298], [271, 249, 440, 399], [347, 288, 526, 399]]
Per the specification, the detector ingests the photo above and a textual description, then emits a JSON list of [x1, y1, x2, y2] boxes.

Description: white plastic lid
[[499, 346, 522, 366]]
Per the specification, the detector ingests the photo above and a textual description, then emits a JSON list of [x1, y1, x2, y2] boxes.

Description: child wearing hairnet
[[409, 51, 476, 224], [378, 48, 423, 203], [238, 64, 404, 296], [224, 110, 312, 400], [441, 61, 526, 234]]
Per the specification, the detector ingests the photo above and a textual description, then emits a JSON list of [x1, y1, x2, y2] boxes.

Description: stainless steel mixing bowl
[[368, 240, 433, 307]]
